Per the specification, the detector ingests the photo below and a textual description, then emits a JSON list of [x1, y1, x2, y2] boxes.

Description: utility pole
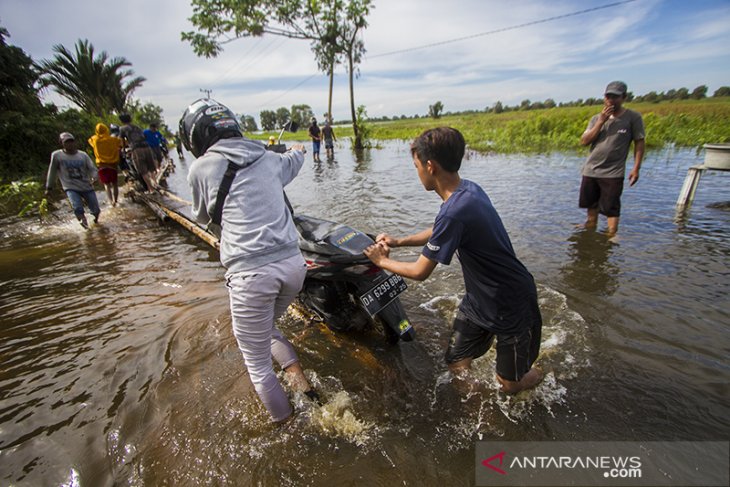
[[200, 88, 212, 99]]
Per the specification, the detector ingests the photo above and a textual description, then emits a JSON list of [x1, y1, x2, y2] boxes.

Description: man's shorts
[[131, 147, 157, 176], [312, 140, 321, 153], [445, 297, 542, 382], [324, 140, 334, 149], [579, 176, 624, 217], [151, 146, 163, 163], [98, 167, 118, 185]]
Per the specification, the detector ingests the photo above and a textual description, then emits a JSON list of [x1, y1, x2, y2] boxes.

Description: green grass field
[[254, 98, 730, 154]]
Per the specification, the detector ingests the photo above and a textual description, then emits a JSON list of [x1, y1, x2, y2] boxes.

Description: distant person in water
[[308, 117, 321, 162], [174, 133, 185, 159], [364, 127, 543, 394], [321, 120, 337, 159], [45, 132, 100, 229], [579, 81, 645, 235], [88, 122, 123, 206]]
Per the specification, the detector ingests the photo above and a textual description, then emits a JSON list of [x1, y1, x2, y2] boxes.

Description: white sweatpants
[[225, 253, 307, 421]]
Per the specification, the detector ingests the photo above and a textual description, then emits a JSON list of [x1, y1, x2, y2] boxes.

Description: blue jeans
[[312, 140, 321, 155], [65, 189, 100, 219]]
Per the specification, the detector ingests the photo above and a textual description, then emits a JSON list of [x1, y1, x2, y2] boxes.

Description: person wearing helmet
[[267, 135, 276, 146], [181, 98, 319, 422], [307, 117, 321, 162]]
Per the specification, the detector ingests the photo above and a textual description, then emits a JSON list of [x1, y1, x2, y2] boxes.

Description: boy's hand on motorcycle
[[364, 242, 389, 264], [376, 233, 398, 247]]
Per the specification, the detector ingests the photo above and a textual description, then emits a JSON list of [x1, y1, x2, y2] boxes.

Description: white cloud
[[2, 0, 729, 129]]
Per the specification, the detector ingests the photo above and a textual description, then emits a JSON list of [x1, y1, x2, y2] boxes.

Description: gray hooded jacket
[[187, 137, 304, 273]]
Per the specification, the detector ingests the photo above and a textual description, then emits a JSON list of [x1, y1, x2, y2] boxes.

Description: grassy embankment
[[256, 98, 730, 153]]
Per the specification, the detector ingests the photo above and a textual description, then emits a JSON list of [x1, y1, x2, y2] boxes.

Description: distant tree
[[665, 89, 677, 100], [543, 98, 556, 109], [691, 85, 708, 99], [290, 104, 314, 128], [493, 101, 504, 114], [260, 110, 277, 131], [128, 100, 164, 127], [428, 101, 444, 119], [713, 86, 730, 97], [240, 114, 258, 132], [530, 101, 545, 110], [182, 0, 373, 150], [275, 107, 291, 128], [643, 91, 659, 103], [520, 99, 531, 110], [676, 87, 689, 100], [38, 39, 145, 116]]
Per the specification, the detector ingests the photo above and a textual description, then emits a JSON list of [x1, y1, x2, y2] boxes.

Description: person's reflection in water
[[560, 229, 619, 297]]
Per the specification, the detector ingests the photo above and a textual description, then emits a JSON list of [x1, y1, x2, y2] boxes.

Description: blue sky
[[2, 0, 729, 129]]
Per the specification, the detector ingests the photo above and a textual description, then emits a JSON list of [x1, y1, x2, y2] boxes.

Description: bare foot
[[497, 367, 543, 394]]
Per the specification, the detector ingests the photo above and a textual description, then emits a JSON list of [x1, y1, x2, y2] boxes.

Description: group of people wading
[[45, 114, 171, 228], [47, 80, 644, 423]]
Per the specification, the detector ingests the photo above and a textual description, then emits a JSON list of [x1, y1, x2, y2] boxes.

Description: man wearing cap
[[45, 132, 101, 229], [579, 81, 645, 235]]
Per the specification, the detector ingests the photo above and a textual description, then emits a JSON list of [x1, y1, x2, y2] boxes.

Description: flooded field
[[1, 142, 728, 485]]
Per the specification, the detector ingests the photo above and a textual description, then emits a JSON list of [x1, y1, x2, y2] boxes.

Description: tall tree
[[38, 39, 145, 116], [240, 114, 258, 132], [428, 101, 443, 119], [260, 109, 277, 131], [275, 106, 291, 128], [182, 0, 372, 148], [290, 103, 314, 127]]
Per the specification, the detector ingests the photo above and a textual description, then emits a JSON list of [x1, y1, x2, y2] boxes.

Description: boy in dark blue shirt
[[364, 127, 542, 394]]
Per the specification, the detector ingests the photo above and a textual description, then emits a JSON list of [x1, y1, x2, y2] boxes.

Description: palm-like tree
[[38, 39, 145, 116]]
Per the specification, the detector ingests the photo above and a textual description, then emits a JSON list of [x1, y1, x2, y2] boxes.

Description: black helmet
[[179, 98, 241, 158], [109, 123, 119, 135]]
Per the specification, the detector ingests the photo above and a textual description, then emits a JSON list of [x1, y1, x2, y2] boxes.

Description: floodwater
[[1, 142, 728, 486]]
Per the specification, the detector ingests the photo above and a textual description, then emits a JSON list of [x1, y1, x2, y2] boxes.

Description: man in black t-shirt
[[308, 117, 321, 162], [364, 127, 542, 394]]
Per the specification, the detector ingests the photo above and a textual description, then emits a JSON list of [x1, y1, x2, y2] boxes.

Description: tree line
[[367, 85, 730, 122], [0, 27, 163, 185]]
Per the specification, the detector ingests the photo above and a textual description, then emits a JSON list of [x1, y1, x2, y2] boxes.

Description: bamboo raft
[[125, 158, 220, 250]]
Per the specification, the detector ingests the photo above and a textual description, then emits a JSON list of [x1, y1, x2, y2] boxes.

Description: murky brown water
[[1, 143, 728, 486]]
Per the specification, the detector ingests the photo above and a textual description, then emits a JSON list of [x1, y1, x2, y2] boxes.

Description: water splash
[[296, 371, 376, 447]]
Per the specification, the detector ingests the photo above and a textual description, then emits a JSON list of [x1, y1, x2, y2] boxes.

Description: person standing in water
[[308, 117, 321, 162], [579, 81, 645, 235], [181, 98, 319, 422], [88, 122, 123, 206], [45, 132, 100, 229], [364, 127, 543, 394], [321, 120, 337, 159]]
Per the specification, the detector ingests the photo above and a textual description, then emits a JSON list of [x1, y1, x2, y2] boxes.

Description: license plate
[[359, 274, 408, 317]]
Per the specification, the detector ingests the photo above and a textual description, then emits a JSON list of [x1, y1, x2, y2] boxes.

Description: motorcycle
[[269, 122, 415, 344]]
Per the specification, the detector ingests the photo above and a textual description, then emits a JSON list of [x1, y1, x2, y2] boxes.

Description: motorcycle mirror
[[284, 120, 299, 133]]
